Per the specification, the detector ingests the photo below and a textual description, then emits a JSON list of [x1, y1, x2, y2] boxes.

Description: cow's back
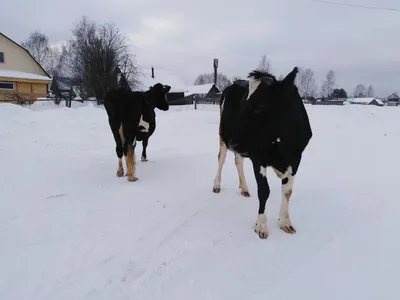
[[105, 89, 144, 121]]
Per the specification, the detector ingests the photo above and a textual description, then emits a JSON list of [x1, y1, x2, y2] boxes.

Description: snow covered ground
[[0, 101, 399, 300]]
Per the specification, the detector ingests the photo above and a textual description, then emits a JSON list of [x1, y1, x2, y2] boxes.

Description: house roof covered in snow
[[133, 67, 188, 93], [387, 93, 399, 100], [0, 69, 51, 81], [0, 32, 52, 79], [51, 76, 75, 91], [184, 83, 221, 97], [347, 97, 383, 105]]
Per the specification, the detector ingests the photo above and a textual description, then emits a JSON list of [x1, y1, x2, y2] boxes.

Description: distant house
[[50, 76, 79, 103], [347, 97, 384, 106], [386, 93, 399, 106], [313, 98, 345, 105], [184, 83, 221, 104], [113, 66, 132, 92], [0, 32, 51, 103], [134, 66, 188, 104], [368, 99, 384, 107], [302, 96, 316, 104]]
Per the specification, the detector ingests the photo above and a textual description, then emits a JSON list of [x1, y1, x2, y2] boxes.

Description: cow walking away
[[212, 67, 312, 239], [104, 83, 171, 181]]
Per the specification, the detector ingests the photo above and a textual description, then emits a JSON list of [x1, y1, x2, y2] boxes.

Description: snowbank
[[0, 103, 399, 299]]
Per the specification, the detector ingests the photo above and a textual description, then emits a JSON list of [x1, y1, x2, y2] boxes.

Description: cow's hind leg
[[108, 122, 124, 177], [141, 137, 149, 162], [213, 137, 228, 193], [253, 162, 270, 239], [279, 170, 296, 234], [121, 120, 139, 182], [234, 153, 250, 197], [124, 140, 138, 182]]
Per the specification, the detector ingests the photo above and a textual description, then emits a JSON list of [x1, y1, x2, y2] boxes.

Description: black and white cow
[[104, 83, 171, 181], [212, 67, 312, 239]]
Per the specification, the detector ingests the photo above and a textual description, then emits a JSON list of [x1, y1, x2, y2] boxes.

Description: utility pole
[[213, 58, 218, 87]]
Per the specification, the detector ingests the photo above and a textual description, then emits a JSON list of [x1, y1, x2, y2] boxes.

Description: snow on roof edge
[[132, 67, 188, 93], [184, 83, 221, 97], [0, 69, 51, 81]]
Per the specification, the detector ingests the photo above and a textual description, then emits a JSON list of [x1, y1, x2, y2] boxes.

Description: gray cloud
[[1, 0, 400, 96]]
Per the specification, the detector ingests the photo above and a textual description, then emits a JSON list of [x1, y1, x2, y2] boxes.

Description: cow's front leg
[[252, 162, 270, 239], [141, 137, 149, 162], [279, 172, 296, 234]]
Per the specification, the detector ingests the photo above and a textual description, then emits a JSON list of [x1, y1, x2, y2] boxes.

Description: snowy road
[[0, 102, 399, 299]]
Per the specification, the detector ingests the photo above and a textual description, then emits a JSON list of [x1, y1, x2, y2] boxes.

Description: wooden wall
[[0, 78, 48, 101]]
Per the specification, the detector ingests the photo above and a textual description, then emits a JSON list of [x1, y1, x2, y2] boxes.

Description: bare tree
[[65, 16, 139, 100], [298, 68, 318, 98], [321, 69, 336, 98], [354, 84, 367, 98], [21, 31, 50, 66], [21, 31, 62, 76], [194, 72, 231, 90], [367, 85, 375, 97], [257, 54, 271, 72]]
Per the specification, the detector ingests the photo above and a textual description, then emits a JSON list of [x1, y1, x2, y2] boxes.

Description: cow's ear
[[163, 85, 171, 93], [282, 67, 298, 85]]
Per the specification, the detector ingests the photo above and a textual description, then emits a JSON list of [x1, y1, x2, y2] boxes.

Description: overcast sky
[[1, 0, 400, 96]]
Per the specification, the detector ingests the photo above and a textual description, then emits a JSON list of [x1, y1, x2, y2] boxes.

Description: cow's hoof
[[280, 224, 296, 234], [255, 228, 269, 239], [255, 214, 268, 239], [141, 157, 148, 162], [127, 176, 138, 182], [213, 187, 221, 193], [241, 191, 250, 197]]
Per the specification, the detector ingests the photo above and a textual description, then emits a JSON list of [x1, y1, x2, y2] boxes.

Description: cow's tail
[[219, 89, 226, 113]]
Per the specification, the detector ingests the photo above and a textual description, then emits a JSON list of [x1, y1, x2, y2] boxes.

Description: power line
[[310, 0, 400, 12]]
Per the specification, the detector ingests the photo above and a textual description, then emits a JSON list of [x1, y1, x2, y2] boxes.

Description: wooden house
[[0, 32, 51, 103], [347, 97, 384, 106], [184, 83, 221, 104], [386, 93, 399, 106]]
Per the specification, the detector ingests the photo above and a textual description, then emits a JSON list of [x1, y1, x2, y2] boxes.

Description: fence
[[1, 96, 221, 108]]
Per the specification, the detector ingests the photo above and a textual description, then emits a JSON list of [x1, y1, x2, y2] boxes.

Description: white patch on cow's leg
[[279, 172, 296, 234], [246, 78, 261, 100], [138, 115, 149, 132], [255, 214, 268, 238], [118, 124, 128, 176], [259, 166, 267, 178], [273, 166, 293, 180], [213, 138, 228, 193], [234, 153, 250, 197], [254, 165, 270, 239]]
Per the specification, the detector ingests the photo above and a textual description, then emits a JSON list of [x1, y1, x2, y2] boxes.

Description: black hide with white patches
[[104, 83, 170, 162], [223, 67, 312, 175], [218, 67, 312, 239]]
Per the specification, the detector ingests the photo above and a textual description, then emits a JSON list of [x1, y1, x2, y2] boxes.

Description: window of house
[[0, 52, 4, 63], [0, 82, 14, 90]]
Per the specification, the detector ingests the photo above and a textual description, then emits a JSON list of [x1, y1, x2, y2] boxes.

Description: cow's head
[[242, 67, 299, 142], [147, 83, 171, 111]]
